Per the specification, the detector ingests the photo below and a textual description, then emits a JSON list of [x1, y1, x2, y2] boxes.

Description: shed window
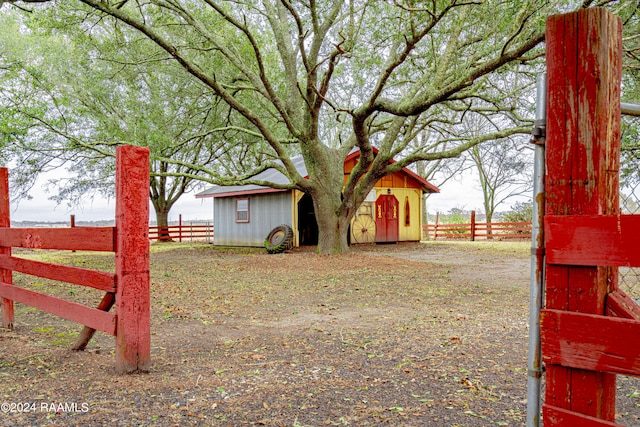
[[236, 198, 249, 223]]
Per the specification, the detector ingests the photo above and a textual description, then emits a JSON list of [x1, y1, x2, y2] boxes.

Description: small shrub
[[502, 201, 532, 223]]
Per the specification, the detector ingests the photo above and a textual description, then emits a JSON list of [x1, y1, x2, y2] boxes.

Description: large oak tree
[[4, 0, 631, 254]]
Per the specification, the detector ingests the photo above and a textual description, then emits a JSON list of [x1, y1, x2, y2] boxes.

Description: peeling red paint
[[0, 146, 151, 374], [542, 8, 630, 426]]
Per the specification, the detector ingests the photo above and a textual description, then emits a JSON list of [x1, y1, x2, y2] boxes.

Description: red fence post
[[434, 212, 439, 240], [0, 168, 13, 329], [115, 145, 151, 373], [470, 210, 476, 241], [544, 7, 621, 422], [70, 215, 76, 253]]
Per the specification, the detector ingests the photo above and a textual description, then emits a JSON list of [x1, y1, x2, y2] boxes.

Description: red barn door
[[375, 194, 399, 243]]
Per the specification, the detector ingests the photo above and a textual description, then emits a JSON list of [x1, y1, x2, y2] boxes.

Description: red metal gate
[[375, 194, 399, 243], [540, 8, 640, 426]]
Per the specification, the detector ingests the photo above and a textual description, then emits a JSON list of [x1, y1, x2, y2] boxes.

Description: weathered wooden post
[[543, 7, 621, 422], [434, 212, 439, 240], [0, 168, 13, 330], [114, 145, 151, 373], [470, 210, 476, 241], [70, 215, 76, 253]]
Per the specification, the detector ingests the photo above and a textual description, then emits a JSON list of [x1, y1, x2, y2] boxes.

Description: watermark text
[[1, 402, 89, 414]]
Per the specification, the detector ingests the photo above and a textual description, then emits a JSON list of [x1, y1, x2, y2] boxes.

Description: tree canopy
[[0, 6, 267, 227], [2, 0, 638, 253]]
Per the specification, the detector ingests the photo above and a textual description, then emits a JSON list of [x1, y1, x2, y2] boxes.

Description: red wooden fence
[[149, 215, 213, 242], [63, 215, 213, 243], [0, 145, 150, 374], [422, 211, 532, 240], [540, 8, 640, 426]]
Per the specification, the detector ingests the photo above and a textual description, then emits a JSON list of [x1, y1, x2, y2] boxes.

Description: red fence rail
[[0, 145, 150, 373], [56, 214, 214, 243], [149, 215, 213, 243], [422, 210, 531, 240], [540, 8, 640, 426]]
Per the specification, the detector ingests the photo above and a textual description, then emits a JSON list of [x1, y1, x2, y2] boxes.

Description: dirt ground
[[0, 241, 638, 426]]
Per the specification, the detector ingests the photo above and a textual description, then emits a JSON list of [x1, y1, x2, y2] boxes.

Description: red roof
[[344, 148, 440, 193]]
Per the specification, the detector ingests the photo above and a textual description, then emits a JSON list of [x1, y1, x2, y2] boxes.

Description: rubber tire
[[264, 224, 294, 254]]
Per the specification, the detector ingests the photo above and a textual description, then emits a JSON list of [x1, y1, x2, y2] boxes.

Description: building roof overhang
[[196, 148, 439, 199]]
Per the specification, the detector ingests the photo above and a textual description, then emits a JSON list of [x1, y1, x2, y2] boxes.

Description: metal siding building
[[213, 191, 293, 247], [196, 150, 439, 247]]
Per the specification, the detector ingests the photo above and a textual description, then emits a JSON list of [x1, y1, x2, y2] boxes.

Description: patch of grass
[[423, 240, 529, 258], [48, 331, 76, 346]]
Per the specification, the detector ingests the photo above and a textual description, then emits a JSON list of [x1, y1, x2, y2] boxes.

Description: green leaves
[[2, 0, 637, 253], [0, 3, 270, 217]]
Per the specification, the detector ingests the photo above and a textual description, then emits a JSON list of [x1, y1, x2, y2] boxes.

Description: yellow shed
[[343, 149, 439, 244], [197, 149, 439, 248]]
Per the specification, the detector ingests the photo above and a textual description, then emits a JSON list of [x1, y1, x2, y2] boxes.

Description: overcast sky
[[9, 168, 510, 223]]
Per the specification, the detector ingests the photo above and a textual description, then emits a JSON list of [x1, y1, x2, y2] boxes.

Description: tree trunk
[[300, 143, 357, 255], [485, 210, 493, 239], [316, 210, 351, 254], [315, 214, 351, 254], [312, 189, 351, 254], [154, 205, 172, 242]]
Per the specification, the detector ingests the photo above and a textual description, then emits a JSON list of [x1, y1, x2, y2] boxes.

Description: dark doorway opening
[[297, 194, 318, 246]]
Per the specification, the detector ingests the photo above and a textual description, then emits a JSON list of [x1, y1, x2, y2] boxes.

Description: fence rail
[[149, 222, 213, 243], [0, 146, 150, 373], [65, 214, 214, 243], [422, 210, 532, 240]]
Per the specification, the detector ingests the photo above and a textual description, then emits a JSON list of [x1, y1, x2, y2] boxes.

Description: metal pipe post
[[621, 102, 640, 117], [526, 73, 546, 427]]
